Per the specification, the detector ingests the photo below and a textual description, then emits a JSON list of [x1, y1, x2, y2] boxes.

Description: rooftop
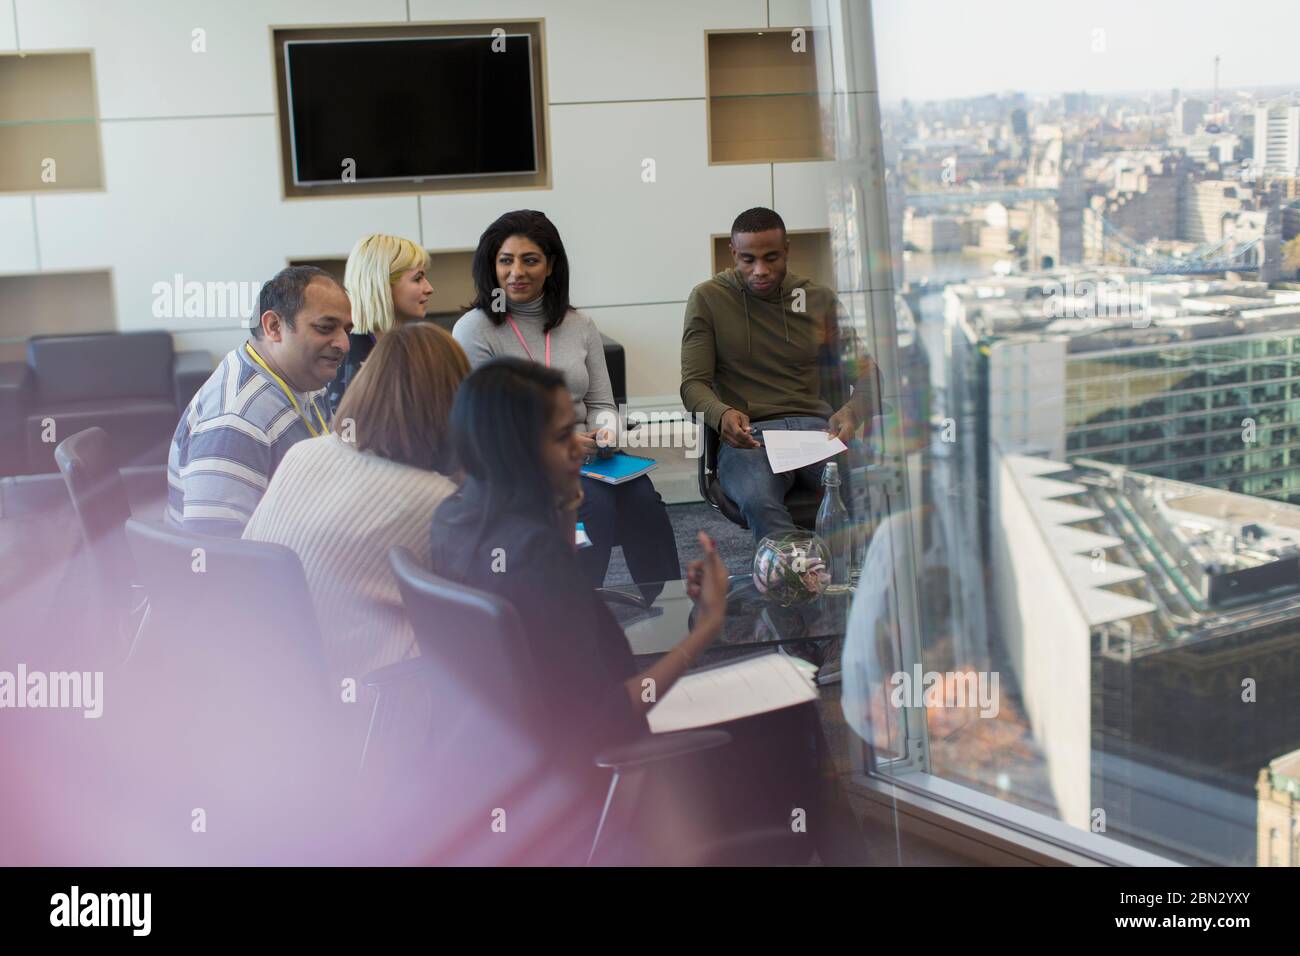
[[998, 450, 1300, 658], [947, 269, 1300, 353], [1269, 749, 1300, 794]]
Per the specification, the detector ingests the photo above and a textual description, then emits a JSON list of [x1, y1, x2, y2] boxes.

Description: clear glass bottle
[[816, 461, 852, 591], [848, 474, 870, 585]]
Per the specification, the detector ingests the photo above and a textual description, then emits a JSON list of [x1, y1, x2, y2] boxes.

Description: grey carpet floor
[[603, 501, 756, 586]]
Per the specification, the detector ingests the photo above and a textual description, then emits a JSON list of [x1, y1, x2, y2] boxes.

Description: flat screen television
[[284, 35, 538, 186]]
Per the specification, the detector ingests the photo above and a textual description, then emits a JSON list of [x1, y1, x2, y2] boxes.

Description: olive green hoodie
[[680, 269, 871, 431]]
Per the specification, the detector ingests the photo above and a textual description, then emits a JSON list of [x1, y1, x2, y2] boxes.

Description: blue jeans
[[717, 416, 838, 545]]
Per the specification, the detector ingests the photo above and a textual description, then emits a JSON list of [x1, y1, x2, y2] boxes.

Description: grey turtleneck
[[452, 296, 617, 432]]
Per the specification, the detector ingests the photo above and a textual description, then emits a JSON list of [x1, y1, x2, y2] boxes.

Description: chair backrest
[[703, 421, 721, 471], [29, 331, 174, 405], [54, 426, 135, 597], [124, 517, 327, 680], [388, 546, 589, 863], [121, 518, 342, 860], [388, 545, 540, 732], [698, 422, 721, 501]]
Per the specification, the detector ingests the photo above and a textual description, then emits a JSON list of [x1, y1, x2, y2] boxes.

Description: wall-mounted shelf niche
[[0, 51, 104, 193], [705, 29, 832, 165], [0, 270, 116, 361]]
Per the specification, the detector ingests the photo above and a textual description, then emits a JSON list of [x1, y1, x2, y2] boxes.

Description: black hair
[[468, 210, 573, 333], [250, 265, 344, 338], [730, 206, 787, 241], [451, 357, 570, 525]]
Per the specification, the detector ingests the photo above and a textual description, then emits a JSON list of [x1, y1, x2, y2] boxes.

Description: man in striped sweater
[[166, 265, 352, 536]]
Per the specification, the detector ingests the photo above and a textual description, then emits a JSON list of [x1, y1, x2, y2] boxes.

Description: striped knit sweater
[[168, 342, 331, 536], [242, 433, 456, 699]]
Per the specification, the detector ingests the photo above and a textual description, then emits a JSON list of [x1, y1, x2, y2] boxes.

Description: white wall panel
[[767, 0, 816, 26], [773, 160, 834, 231], [16, 0, 406, 118], [422, 99, 770, 313], [410, 0, 765, 103], [414, 106, 768, 400], [36, 116, 419, 331], [419, 189, 555, 256], [541, 99, 770, 307], [0, 196, 37, 273], [4, 1, 838, 400], [585, 301, 686, 402], [0, 0, 16, 51]]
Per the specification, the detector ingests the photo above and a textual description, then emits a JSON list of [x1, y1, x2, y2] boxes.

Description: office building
[[906, 214, 965, 252], [1283, 203, 1300, 242], [1257, 749, 1300, 866], [994, 453, 1300, 863], [1063, 91, 1091, 115], [1091, 161, 1182, 247], [938, 268, 1300, 693], [1254, 100, 1300, 177], [945, 269, 1300, 507], [1169, 131, 1238, 166], [1177, 97, 1207, 135], [1182, 179, 1251, 243]]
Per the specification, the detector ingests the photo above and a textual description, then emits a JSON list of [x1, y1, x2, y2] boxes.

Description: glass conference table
[[599, 576, 854, 660]]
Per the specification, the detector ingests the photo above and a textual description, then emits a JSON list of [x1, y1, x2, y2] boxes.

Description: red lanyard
[[506, 314, 550, 367]]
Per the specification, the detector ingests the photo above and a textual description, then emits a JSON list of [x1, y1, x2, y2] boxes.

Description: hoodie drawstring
[[742, 291, 752, 356], [740, 283, 791, 356]]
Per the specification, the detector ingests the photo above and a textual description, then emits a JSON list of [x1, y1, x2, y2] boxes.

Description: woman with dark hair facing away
[[452, 209, 680, 599], [429, 358, 865, 865]]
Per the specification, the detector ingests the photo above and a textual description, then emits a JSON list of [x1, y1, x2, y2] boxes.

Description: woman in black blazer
[[428, 357, 867, 865]]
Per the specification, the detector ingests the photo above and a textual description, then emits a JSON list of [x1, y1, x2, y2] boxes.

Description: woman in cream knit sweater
[[244, 322, 468, 717]]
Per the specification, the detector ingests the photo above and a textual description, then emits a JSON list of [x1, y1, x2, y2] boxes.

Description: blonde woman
[[326, 233, 434, 413]]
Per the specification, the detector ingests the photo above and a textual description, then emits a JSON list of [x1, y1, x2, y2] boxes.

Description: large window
[[842, 0, 1300, 865]]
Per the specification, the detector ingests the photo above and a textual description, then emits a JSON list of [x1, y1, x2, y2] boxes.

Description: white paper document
[[647, 653, 819, 734], [762, 429, 848, 474]]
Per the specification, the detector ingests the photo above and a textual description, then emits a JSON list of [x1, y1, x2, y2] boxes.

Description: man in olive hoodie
[[681, 207, 876, 544]]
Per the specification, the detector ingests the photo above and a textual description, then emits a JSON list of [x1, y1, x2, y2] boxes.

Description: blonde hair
[[343, 234, 431, 335]]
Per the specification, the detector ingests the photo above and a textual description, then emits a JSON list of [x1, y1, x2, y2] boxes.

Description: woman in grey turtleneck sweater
[[452, 210, 680, 598]]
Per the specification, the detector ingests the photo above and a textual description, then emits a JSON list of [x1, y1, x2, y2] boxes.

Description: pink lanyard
[[506, 314, 550, 367]]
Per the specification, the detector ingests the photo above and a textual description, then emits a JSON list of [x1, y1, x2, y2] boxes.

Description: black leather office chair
[[381, 545, 733, 865], [54, 426, 147, 661], [123, 517, 329, 689], [122, 518, 343, 862], [698, 423, 821, 532]]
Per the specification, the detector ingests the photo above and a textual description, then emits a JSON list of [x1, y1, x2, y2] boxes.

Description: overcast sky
[[872, 0, 1300, 103]]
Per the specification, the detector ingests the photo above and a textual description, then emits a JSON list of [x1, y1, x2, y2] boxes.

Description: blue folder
[[580, 452, 657, 485]]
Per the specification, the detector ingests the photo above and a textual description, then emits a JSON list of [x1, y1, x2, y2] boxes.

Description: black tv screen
[[284, 35, 537, 186]]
